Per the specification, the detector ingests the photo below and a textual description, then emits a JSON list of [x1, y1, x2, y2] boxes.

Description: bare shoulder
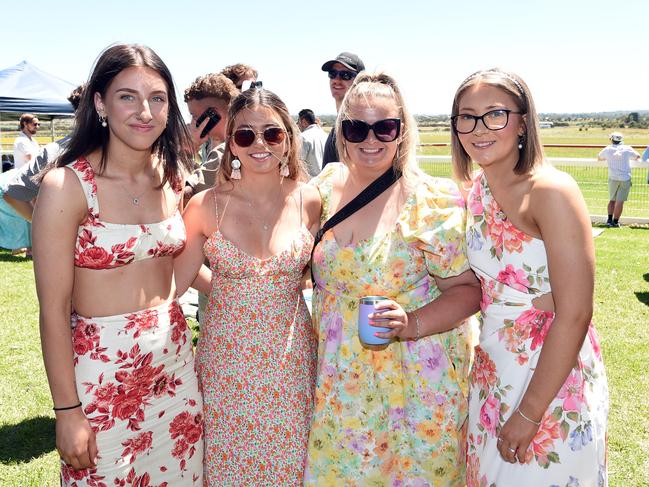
[[295, 181, 322, 230], [530, 165, 582, 207], [39, 167, 86, 215]]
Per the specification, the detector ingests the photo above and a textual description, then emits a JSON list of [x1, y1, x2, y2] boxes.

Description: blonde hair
[[451, 68, 544, 181], [335, 72, 422, 186], [221, 87, 305, 182]]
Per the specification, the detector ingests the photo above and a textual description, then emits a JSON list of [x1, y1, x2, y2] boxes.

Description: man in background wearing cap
[[597, 132, 640, 227], [320, 52, 365, 167]]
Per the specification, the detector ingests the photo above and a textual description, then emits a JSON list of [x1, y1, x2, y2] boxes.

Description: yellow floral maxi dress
[[305, 163, 473, 486]]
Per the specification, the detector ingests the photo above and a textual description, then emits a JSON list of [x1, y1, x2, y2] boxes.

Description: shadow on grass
[[0, 252, 31, 263], [643, 273, 649, 283], [0, 416, 55, 464], [635, 292, 649, 307]]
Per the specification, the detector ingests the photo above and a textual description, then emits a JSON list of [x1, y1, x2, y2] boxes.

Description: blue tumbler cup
[[358, 296, 392, 345]]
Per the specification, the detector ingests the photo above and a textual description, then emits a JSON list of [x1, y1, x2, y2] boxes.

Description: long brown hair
[[56, 43, 193, 188]]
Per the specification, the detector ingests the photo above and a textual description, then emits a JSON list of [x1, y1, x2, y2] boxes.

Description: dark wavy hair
[[56, 43, 193, 187]]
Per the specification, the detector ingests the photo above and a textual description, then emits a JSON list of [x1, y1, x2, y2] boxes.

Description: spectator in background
[[2, 85, 84, 222], [183, 73, 239, 202], [597, 132, 640, 227], [320, 52, 365, 168], [220, 63, 258, 91], [298, 108, 328, 176], [13, 113, 41, 170]]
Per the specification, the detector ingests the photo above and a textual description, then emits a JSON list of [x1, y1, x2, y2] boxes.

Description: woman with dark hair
[[450, 68, 608, 486], [33, 44, 204, 485], [174, 86, 320, 485]]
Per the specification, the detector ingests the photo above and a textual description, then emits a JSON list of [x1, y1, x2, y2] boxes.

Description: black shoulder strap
[[313, 165, 402, 253]]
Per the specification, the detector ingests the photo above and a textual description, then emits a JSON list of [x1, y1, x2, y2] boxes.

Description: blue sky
[[3, 0, 647, 116]]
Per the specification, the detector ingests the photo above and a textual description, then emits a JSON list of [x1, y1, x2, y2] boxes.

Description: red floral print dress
[[197, 199, 317, 486], [466, 172, 608, 487], [60, 160, 203, 486]]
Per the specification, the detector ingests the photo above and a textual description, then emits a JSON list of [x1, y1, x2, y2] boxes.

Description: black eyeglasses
[[327, 69, 357, 81], [451, 109, 523, 134], [341, 118, 401, 143], [32, 122, 41, 127], [232, 127, 286, 147]]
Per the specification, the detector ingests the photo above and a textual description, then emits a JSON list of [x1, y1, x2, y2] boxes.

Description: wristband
[[516, 407, 541, 426], [53, 402, 82, 412]]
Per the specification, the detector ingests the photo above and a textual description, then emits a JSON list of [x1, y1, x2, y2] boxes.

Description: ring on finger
[[508, 447, 517, 453], [496, 437, 503, 443]]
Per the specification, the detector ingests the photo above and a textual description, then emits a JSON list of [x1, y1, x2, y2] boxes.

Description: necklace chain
[[121, 185, 150, 206]]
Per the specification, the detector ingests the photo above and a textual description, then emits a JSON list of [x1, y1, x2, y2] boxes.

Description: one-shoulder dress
[[465, 172, 608, 487]]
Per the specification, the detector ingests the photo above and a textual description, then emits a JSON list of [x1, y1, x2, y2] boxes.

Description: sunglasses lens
[[342, 120, 369, 143], [327, 70, 336, 80], [374, 119, 400, 142], [340, 71, 354, 81], [263, 128, 285, 145], [233, 129, 255, 147]]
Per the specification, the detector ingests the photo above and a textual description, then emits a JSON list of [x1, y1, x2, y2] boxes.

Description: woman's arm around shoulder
[[32, 167, 98, 470], [174, 188, 214, 296], [298, 182, 322, 237]]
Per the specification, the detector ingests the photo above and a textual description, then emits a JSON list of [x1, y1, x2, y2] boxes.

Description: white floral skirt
[[61, 299, 203, 486]]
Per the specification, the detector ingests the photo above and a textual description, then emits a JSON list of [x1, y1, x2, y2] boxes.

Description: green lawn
[[1, 227, 648, 485]]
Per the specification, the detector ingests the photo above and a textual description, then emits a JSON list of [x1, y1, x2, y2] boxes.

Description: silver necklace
[[122, 185, 150, 205]]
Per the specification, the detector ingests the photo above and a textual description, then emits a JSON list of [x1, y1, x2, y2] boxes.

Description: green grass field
[[1, 226, 648, 486]]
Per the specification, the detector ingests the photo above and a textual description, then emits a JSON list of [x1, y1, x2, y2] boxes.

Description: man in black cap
[[321, 52, 365, 167]]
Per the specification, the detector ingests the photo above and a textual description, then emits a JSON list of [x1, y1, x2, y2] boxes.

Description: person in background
[[451, 68, 608, 486], [597, 132, 640, 227], [305, 72, 480, 485], [183, 73, 239, 203], [2, 85, 84, 222], [32, 43, 204, 485], [174, 85, 320, 485], [220, 63, 258, 91], [320, 52, 364, 168], [13, 113, 41, 170], [298, 108, 328, 177]]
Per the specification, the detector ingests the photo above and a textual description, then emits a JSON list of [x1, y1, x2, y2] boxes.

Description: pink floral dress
[[197, 197, 317, 486], [61, 159, 203, 487], [466, 172, 608, 487]]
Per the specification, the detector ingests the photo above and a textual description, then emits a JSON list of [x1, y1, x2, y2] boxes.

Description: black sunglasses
[[341, 118, 401, 143], [327, 69, 356, 81], [232, 127, 286, 147]]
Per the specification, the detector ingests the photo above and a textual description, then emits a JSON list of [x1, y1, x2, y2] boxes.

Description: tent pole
[[51, 117, 55, 142]]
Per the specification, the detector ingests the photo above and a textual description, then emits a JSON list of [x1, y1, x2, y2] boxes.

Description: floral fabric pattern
[[304, 163, 473, 486], [68, 157, 186, 270], [198, 219, 317, 486], [466, 172, 609, 486], [64, 300, 203, 486]]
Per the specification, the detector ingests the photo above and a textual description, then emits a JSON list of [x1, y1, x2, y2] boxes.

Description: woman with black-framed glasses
[[304, 72, 481, 485], [174, 85, 321, 485], [451, 68, 608, 486]]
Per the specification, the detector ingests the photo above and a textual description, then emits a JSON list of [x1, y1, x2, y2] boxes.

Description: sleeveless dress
[[305, 163, 473, 486], [465, 172, 608, 487], [61, 157, 203, 487], [198, 191, 317, 486]]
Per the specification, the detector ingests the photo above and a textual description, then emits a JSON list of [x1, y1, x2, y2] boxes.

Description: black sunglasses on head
[[232, 127, 286, 147], [328, 69, 357, 81], [341, 118, 401, 143]]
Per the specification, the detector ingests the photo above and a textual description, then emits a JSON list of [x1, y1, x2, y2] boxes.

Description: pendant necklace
[[122, 185, 150, 206]]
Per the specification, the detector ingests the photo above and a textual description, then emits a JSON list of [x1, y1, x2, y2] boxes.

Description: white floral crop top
[[69, 157, 186, 270]]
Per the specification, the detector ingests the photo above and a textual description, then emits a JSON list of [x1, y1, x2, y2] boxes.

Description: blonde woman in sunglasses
[[174, 86, 321, 486], [303, 72, 481, 485]]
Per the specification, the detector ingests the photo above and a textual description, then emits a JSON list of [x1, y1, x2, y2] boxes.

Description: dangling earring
[[231, 159, 242, 180], [518, 134, 526, 150], [279, 159, 290, 177], [99, 114, 107, 128]]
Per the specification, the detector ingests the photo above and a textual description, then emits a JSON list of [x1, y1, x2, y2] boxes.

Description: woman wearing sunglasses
[[304, 72, 481, 485], [174, 86, 321, 485], [450, 69, 608, 486]]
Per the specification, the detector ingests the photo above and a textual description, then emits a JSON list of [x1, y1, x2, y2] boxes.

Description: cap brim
[[321, 59, 355, 71]]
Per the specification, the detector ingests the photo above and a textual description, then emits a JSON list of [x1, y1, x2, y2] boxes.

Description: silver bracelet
[[412, 310, 421, 341], [516, 407, 542, 426]]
